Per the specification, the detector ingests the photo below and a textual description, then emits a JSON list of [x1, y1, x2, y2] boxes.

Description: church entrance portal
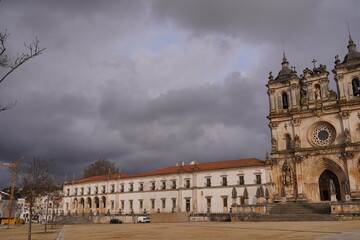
[[319, 170, 341, 201]]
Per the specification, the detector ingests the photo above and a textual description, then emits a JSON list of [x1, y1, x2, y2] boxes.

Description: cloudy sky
[[0, 0, 359, 187]]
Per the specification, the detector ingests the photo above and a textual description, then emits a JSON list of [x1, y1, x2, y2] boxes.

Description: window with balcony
[[66, 189, 70, 196], [95, 186, 98, 194], [172, 180, 176, 189], [129, 183, 134, 192], [87, 187, 91, 195], [151, 182, 156, 190], [162, 181, 166, 190], [111, 185, 115, 193], [80, 188, 84, 195], [139, 183, 144, 191], [102, 186, 106, 193], [120, 184, 124, 192]]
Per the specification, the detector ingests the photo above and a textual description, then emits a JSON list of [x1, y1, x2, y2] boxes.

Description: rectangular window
[[139, 199, 143, 209], [256, 175, 262, 184], [172, 198, 176, 209], [151, 199, 155, 209], [87, 187, 91, 194], [172, 180, 176, 189], [207, 198, 211, 209], [162, 199, 166, 208], [139, 183, 144, 191], [239, 176, 245, 185], [129, 183, 134, 192], [80, 188, 84, 195], [111, 185, 115, 193], [121, 200, 124, 209], [151, 182, 156, 190], [102, 186, 106, 193], [111, 200, 114, 209], [129, 200, 133, 209], [66, 189, 70, 196], [95, 186, 98, 194], [206, 178, 211, 187], [75, 188, 78, 195], [185, 179, 190, 188], [222, 177, 227, 186], [223, 197, 228, 207], [120, 184, 124, 192], [162, 181, 166, 190]]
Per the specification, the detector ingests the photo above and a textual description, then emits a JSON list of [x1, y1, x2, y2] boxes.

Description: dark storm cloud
[[0, 0, 359, 187]]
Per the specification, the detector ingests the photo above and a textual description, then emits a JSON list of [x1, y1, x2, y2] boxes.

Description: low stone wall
[[234, 204, 268, 215], [150, 213, 190, 223], [190, 216, 210, 222], [331, 202, 360, 215], [90, 215, 138, 224]]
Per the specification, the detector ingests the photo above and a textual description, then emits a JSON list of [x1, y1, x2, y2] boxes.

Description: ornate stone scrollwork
[[269, 122, 278, 129], [340, 111, 350, 119], [271, 138, 278, 151], [341, 152, 354, 160], [294, 156, 304, 164], [292, 118, 302, 126]]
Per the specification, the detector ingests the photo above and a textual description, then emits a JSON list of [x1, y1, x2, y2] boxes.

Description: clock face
[[310, 122, 336, 146]]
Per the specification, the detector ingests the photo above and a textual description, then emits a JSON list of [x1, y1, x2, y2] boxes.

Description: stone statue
[[265, 187, 269, 200], [281, 186, 286, 197], [243, 187, 249, 199], [329, 179, 336, 195], [344, 182, 350, 195], [294, 135, 301, 149], [232, 186, 237, 198], [314, 87, 321, 100], [282, 161, 292, 186], [344, 128, 351, 143], [259, 185, 264, 197], [255, 187, 260, 198], [268, 71, 274, 81]]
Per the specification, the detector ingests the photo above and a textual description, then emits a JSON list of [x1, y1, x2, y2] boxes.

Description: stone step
[[246, 214, 338, 222], [269, 203, 331, 215]]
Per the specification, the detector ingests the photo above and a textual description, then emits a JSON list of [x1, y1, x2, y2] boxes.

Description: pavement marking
[[55, 225, 66, 240], [171, 224, 343, 234], [316, 231, 360, 240]]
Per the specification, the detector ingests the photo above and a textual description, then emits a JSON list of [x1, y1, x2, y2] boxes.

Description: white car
[[138, 216, 150, 223]]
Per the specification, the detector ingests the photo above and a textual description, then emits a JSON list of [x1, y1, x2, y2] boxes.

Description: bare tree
[[0, 29, 45, 111], [19, 157, 56, 240], [83, 158, 117, 178]]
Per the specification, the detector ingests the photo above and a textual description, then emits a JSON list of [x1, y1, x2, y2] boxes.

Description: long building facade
[[62, 159, 267, 215]]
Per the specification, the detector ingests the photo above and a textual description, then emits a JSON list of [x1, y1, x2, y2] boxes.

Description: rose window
[[310, 122, 336, 146]]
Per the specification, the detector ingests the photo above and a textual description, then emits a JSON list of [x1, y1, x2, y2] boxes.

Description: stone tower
[[266, 35, 360, 203]]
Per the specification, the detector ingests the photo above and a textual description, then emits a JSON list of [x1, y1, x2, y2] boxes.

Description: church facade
[[266, 35, 360, 203]]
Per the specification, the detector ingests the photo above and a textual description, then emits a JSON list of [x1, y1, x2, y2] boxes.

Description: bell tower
[[266, 35, 360, 203]]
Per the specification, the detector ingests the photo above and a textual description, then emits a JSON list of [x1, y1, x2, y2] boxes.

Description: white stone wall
[[62, 165, 266, 215]]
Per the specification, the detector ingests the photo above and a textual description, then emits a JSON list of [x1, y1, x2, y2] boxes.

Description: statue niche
[[282, 160, 292, 186]]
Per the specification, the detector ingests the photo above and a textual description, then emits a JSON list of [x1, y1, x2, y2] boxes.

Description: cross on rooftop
[[312, 59, 317, 69]]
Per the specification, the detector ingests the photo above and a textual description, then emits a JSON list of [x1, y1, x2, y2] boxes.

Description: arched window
[[314, 84, 321, 100], [282, 92, 289, 109], [285, 134, 292, 150], [352, 79, 360, 96]]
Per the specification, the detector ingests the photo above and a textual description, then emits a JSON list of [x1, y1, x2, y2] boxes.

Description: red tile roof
[[69, 158, 264, 184]]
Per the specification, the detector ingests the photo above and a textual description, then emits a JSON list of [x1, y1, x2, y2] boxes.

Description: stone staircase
[[246, 203, 339, 221]]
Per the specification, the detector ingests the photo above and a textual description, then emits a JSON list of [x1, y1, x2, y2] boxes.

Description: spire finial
[[282, 41, 287, 62], [347, 21, 353, 43]]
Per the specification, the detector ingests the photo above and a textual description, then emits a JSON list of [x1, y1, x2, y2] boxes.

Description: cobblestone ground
[[1, 221, 359, 240]]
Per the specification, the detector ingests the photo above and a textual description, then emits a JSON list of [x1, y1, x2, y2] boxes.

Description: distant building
[[62, 159, 267, 215]]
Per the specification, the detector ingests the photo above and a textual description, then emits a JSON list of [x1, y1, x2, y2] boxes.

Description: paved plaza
[[1, 221, 360, 240]]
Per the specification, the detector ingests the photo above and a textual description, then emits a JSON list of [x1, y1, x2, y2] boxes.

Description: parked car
[[110, 219, 123, 224], [138, 216, 150, 223]]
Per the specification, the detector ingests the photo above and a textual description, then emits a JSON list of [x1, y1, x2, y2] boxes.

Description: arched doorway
[[319, 170, 341, 201]]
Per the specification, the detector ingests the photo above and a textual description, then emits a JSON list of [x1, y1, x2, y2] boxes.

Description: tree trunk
[[44, 198, 49, 233], [28, 199, 32, 240]]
